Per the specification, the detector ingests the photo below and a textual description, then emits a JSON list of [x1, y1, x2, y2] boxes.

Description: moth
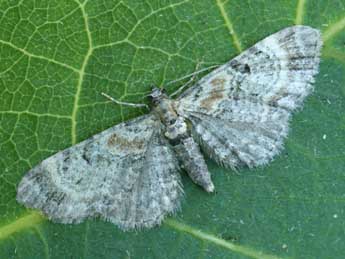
[[17, 26, 322, 230]]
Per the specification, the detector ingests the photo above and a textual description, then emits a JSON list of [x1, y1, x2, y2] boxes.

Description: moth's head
[[147, 87, 168, 105]]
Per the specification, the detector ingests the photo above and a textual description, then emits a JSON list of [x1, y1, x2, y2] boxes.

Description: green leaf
[[1, 0, 344, 258]]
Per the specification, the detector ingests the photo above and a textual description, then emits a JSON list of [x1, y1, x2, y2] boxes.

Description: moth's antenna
[[169, 72, 198, 98], [168, 64, 220, 98], [166, 64, 220, 86], [169, 63, 201, 98], [101, 92, 149, 110]]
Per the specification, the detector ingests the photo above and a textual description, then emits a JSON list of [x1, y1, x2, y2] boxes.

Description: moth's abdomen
[[173, 137, 214, 192]]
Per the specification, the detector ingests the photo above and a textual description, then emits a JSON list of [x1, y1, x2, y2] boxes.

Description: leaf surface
[[1, 0, 345, 258]]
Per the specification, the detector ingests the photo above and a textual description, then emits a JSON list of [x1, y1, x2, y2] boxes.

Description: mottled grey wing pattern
[[177, 26, 322, 168], [17, 114, 182, 230]]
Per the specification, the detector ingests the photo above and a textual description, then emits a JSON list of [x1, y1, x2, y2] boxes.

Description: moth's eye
[[162, 88, 167, 94], [169, 119, 176, 125]]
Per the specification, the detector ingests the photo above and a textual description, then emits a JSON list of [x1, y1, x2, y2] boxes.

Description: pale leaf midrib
[[71, 0, 93, 145], [295, 0, 306, 25], [0, 212, 44, 240], [215, 0, 243, 52], [165, 219, 285, 259]]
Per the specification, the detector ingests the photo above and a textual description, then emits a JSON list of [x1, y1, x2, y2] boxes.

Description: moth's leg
[[101, 92, 149, 109], [168, 64, 220, 98]]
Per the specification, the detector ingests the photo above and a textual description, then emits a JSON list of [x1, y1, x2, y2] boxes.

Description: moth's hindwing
[[17, 114, 183, 230], [177, 25, 322, 168]]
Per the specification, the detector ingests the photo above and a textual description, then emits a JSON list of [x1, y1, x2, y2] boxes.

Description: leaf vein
[[0, 40, 79, 73], [34, 226, 50, 259], [71, 0, 93, 145], [295, 0, 306, 25], [0, 212, 44, 241], [214, 0, 243, 52], [323, 16, 345, 42], [165, 219, 285, 259]]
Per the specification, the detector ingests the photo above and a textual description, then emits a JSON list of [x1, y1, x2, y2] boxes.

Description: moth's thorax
[[149, 90, 188, 141], [155, 98, 188, 141], [153, 97, 178, 124]]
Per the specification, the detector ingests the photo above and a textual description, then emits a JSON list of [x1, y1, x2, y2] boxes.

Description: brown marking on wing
[[210, 78, 226, 88], [200, 77, 226, 110], [107, 133, 145, 150]]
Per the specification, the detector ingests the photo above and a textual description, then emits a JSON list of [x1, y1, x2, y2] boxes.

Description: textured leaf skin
[[0, 0, 345, 259]]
